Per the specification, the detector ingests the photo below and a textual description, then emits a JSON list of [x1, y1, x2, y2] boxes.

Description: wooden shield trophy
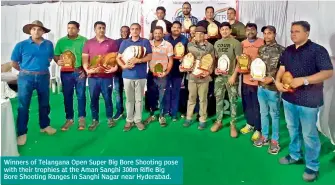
[[173, 42, 185, 59], [217, 54, 230, 75], [251, 58, 266, 81], [198, 54, 213, 72], [122, 46, 146, 67], [181, 53, 195, 71], [282, 71, 295, 93], [61, 50, 75, 72], [192, 60, 203, 77], [207, 22, 219, 39], [183, 18, 192, 33], [153, 63, 164, 77], [89, 55, 103, 72], [101, 52, 118, 70], [237, 54, 250, 73]]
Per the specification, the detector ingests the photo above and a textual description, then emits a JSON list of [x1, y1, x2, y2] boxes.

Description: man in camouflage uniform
[[211, 22, 242, 137], [253, 25, 285, 155]]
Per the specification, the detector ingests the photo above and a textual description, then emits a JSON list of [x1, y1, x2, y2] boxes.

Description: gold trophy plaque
[[181, 53, 195, 70], [61, 50, 75, 72], [237, 54, 250, 73], [250, 58, 266, 81], [207, 22, 219, 38], [89, 55, 103, 73], [183, 18, 192, 33], [282, 71, 295, 93], [153, 63, 164, 77], [101, 52, 118, 70], [173, 42, 185, 59], [198, 54, 213, 72]]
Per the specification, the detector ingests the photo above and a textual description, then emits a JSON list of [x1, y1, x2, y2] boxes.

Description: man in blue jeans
[[275, 21, 333, 181], [253, 25, 285, 155], [54, 21, 88, 131], [11, 20, 56, 146]]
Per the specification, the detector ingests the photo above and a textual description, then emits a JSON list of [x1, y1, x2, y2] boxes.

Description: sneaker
[[268, 140, 280, 155], [135, 122, 145, 131], [88, 120, 99, 131], [240, 124, 254, 134], [279, 155, 302, 165], [303, 168, 319, 182], [210, 121, 223, 132], [113, 112, 123, 120], [159, 117, 167, 127], [183, 119, 192, 127], [172, 117, 178, 122], [253, 136, 269, 147], [107, 119, 116, 128], [78, 117, 86, 130], [123, 122, 134, 132], [251, 131, 261, 141], [40, 126, 57, 135], [17, 134, 27, 146], [181, 114, 185, 118], [61, 119, 74, 131], [143, 115, 156, 125]]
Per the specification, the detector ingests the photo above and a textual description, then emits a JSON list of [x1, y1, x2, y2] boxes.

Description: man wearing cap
[[253, 25, 285, 155], [227, 7, 246, 42], [11, 20, 56, 145], [54, 21, 88, 131], [175, 2, 198, 39], [211, 22, 241, 137], [180, 26, 214, 130], [82, 21, 119, 131]]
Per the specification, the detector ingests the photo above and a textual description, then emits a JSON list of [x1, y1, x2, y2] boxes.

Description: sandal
[[198, 122, 206, 130]]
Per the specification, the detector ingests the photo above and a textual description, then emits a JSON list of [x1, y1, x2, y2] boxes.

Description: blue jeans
[[60, 71, 86, 120], [164, 76, 182, 117], [88, 77, 113, 121], [17, 72, 50, 136], [257, 87, 280, 141], [283, 100, 320, 171], [113, 72, 124, 114], [147, 73, 167, 116]]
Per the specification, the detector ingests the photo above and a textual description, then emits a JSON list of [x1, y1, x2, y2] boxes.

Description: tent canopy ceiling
[[1, 0, 135, 6]]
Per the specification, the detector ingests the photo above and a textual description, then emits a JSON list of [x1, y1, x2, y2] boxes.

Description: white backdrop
[[1, 1, 141, 63]]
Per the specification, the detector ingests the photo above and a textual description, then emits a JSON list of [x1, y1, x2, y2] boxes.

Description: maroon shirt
[[83, 37, 118, 78]]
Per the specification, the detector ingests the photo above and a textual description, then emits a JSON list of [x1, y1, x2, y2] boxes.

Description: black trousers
[[242, 83, 261, 131]]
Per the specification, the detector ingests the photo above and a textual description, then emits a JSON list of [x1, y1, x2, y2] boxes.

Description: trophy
[[192, 60, 203, 77], [217, 54, 230, 75], [89, 55, 104, 73], [250, 58, 266, 81], [207, 22, 219, 38], [60, 50, 75, 72], [122, 46, 147, 66], [181, 53, 195, 71], [173, 42, 185, 59], [282, 71, 295, 93], [156, 20, 167, 33], [101, 52, 118, 70], [183, 18, 192, 33], [237, 54, 250, 73], [198, 54, 213, 72], [152, 62, 165, 77]]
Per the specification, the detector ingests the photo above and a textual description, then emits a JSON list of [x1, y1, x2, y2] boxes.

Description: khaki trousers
[[186, 81, 209, 122]]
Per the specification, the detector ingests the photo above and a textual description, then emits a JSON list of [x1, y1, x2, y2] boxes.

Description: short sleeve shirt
[[149, 39, 173, 72]]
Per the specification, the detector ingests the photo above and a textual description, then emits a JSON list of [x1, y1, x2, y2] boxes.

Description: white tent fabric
[[1, 1, 141, 63]]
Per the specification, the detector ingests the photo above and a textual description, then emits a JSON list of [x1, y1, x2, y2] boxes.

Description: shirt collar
[[29, 36, 45, 44], [295, 39, 312, 50], [265, 41, 277, 47], [67, 35, 80, 40], [150, 39, 166, 47], [128, 37, 142, 42], [182, 14, 193, 19], [93, 36, 109, 43]]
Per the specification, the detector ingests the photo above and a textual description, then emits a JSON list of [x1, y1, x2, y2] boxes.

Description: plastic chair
[[49, 61, 61, 93]]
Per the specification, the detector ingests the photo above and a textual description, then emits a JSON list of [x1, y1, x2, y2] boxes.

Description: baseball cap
[[261, 25, 276, 33], [195, 26, 206, 33]]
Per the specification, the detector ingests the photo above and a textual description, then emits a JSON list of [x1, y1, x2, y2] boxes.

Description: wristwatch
[[303, 77, 309, 85]]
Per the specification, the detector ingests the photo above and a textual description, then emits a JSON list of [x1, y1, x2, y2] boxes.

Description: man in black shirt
[[196, 6, 221, 46], [275, 21, 333, 182], [149, 6, 172, 40]]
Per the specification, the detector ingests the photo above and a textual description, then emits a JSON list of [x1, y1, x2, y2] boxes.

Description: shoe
[[61, 119, 74, 131], [40, 126, 57, 135], [303, 168, 319, 182], [240, 124, 254, 134], [251, 131, 261, 141], [88, 120, 99, 131], [279, 155, 302, 165], [107, 118, 116, 128], [253, 136, 269, 147], [210, 121, 223, 132], [123, 122, 134, 132], [78, 117, 86, 130], [183, 119, 192, 127], [135, 122, 145, 131], [159, 117, 167, 127], [172, 117, 178, 122], [268, 140, 280, 155], [113, 112, 123, 120], [143, 115, 156, 125], [230, 125, 238, 138], [198, 122, 206, 130], [181, 114, 185, 118], [17, 134, 27, 146]]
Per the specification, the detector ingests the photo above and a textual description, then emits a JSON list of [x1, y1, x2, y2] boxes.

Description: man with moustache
[[175, 2, 198, 39], [113, 25, 130, 120], [196, 6, 221, 45], [253, 26, 285, 155], [117, 23, 152, 131], [54, 21, 88, 131], [149, 6, 172, 40], [11, 20, 56, 145], [239, 23, 264, 141], [163, 21, 188, 121], [227, 7, 246, 42], [82, 21, 119, 131], [211, 22, 241, 137], [276, 21, 333, 181], [144, 26, 173, 127]]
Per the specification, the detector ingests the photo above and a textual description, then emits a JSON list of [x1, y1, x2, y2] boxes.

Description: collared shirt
[[164, 34, 189, 78], [150, 19, 172, 34], [280, 39, 333, 108], [116, 37, 128, 48], [231, 20, 246, 42], [149, 39, 173, 72], [54, 35, 87, 68], [175, 15, 198, 39], [242, 38, 264, 86], [258, 42, 285, 91], [197, 19, 221, 45], [11, 37, 54, 72], [82, 37, 118, 78], [118, 37, 152, 79], [187, 41, 215, 83]]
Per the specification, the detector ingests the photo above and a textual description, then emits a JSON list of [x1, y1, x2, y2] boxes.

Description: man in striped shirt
[[174, 2, 198, 39]]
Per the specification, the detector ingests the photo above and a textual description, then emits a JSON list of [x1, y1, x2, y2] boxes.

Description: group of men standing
[[11, 1, 333, 182]]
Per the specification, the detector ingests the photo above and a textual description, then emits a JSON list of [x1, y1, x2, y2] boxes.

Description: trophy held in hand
[[181, 53, 195, 71], [122, 46, 147, 67], [61, 50, 75, 72], [183, 18, 192, 33], [282, 71, 295, 93], [156, 20, 167, 33], [89, 55, 104, 73], [173, 42, 185, 59], [152, 62, 165, 77], [207, 22, 219, 39], [237, 54, 251, 73], [101, 52, 118, 70], [250, 58, 266, 81], [198, 54, 213, 72], [217, 54, 230, 75]]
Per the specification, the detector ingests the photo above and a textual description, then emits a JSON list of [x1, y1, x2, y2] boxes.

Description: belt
[[20, 70, 49, 75]]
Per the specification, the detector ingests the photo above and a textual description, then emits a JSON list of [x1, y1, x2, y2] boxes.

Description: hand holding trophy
[[217, 54, 230, 75], [237, 54, 251, 74], [180, 53, 195, 72], [281, 71, 295, 92], [183, 18, 192, 33], [121, 46, 146, 69], [60, 50, 76, 72], [207, 21, 219, 39], [173, 42, 185, 59], [101, 52, 118, 73], [250, 58, 266, 81]]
